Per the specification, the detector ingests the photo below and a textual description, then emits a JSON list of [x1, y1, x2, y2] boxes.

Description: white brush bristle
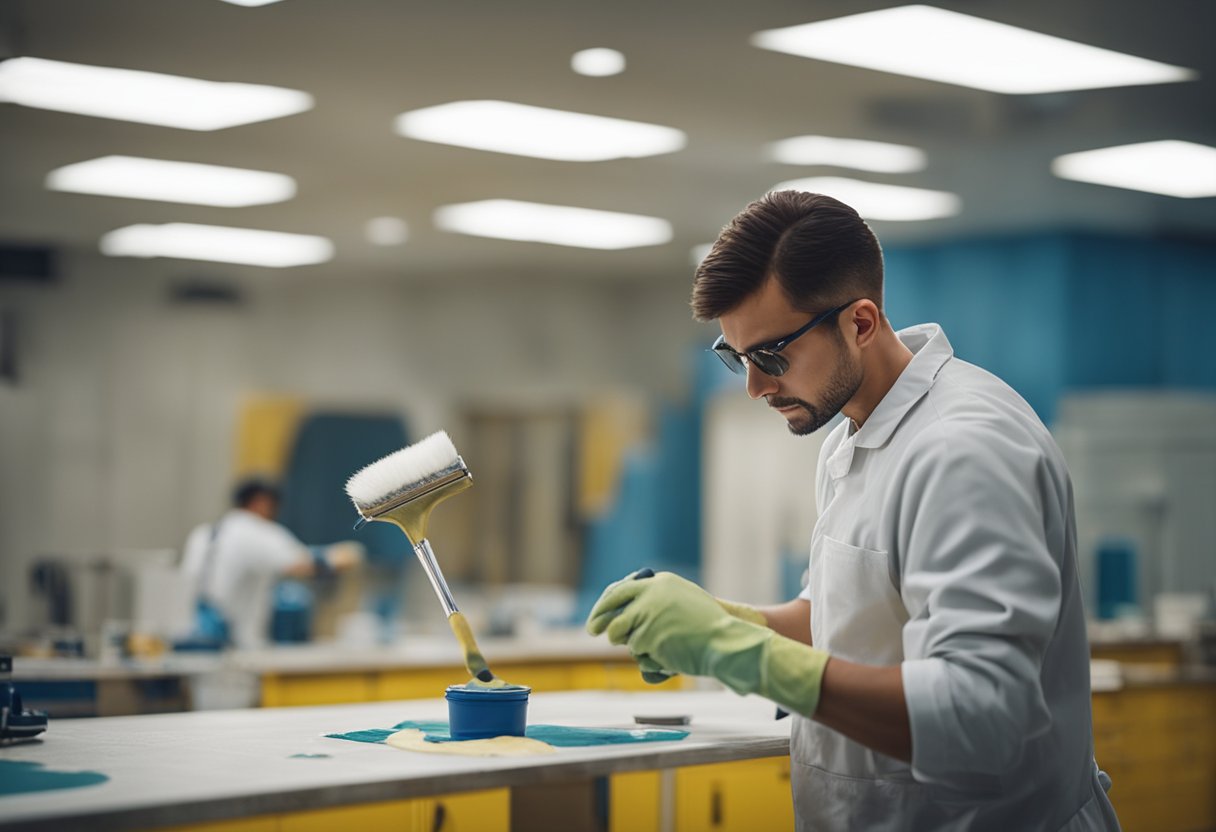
[[345, 430, 461, 510]]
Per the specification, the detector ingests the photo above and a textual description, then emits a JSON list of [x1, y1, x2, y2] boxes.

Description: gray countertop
[[0, 689, 790, 832], [11, 631, 634, 680]]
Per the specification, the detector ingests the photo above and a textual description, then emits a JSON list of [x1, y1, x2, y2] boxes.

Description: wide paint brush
[[345, 431, 497, 685]]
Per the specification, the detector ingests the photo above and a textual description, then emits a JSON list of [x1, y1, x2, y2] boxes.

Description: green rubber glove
[[586, 571, 830, 716]]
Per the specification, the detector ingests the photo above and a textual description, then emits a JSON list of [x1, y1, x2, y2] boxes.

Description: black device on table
[[1, 655, 49, 742]]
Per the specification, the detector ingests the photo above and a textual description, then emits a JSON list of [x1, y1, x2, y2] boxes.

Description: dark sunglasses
[[711, 300, 857, 377]]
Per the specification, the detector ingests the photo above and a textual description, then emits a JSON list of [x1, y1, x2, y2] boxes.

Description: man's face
[[717, 278, 863, 436]]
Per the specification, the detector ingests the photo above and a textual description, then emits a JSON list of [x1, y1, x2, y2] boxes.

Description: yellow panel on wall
[[234, 395, 308, 478], [577, 396, 650, 517]]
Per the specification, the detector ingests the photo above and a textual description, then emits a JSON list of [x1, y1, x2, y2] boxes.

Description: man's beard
[[767, 354, 862, 436]]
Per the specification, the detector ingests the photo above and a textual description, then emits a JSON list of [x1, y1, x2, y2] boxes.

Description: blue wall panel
[[582, 231, 1216, 590]]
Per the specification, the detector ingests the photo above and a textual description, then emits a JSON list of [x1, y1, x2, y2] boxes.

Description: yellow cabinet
[[675, 758, 793, 832], [278, 798, 422, 831], [376, 667, 468, 701], [157, 818, 280, 832], [260, 673, 375, 707], [422, 788, 510, 832], [610, 770, 663, 832], [1093, 685, 1216, 832], [157, 790, 509, 832]]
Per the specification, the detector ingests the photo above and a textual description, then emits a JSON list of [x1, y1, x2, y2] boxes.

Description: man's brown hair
[[690, 190, 884, 322]]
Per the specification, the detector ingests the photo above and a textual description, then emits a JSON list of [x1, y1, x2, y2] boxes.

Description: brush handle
[[414, 539, 458, 617]]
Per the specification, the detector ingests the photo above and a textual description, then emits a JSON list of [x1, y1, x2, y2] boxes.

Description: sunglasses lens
[[713, 347, 746, 375], [751, 351, 788, 377]]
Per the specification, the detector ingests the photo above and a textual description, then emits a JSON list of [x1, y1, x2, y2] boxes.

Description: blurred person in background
[[587, 191, 1119, 830], [181, 477, 361, 649]]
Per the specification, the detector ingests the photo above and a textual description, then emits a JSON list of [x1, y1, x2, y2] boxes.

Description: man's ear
[[851, 300, 881, 348]]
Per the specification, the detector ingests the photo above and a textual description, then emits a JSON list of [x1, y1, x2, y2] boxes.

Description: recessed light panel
[[434, 199, 672, 249], [46, 156, 296, 207], [101, 223, 333, 267], [1052, 141, 1216, 198], [0, 57, 313, 130], [752, 6, 1196, 94], [365, 217, 410, 246], [395, 100, 685, 161], [572, 48, 626, 77], [768, 136, 926, 173], [774, 177, 960, 221]]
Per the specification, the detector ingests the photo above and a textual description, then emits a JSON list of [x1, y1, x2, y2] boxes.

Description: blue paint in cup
[[445, 684, 531, 740]]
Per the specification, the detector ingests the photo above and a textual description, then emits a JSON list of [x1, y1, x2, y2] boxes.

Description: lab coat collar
[[849, 323, 954, 451]]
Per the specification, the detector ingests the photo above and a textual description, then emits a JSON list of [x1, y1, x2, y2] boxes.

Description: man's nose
[[745, 361, 777, 400]]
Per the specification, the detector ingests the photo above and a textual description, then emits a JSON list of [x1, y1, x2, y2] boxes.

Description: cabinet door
[[422, 789, 510, 832], [279, 798, 424, 832], [260, 673, 375, 707], [676, 758, 793, 832], [158, 817, 281, 832], [376, 667, 467, 701], [610, 770, 662, 832]]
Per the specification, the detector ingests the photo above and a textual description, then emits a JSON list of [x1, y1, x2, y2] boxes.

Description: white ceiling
[[1, 0, 1213, 281]]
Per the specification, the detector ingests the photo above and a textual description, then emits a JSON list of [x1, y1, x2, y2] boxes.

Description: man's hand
[[586, 571, 831, 716], [588, 571, 746, 676]]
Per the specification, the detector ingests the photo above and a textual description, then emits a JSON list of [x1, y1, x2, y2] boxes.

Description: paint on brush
[[447, 611, 505, 687]]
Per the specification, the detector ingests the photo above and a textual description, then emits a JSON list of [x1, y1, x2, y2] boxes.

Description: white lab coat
[[793, 324, 1120, 831], [181, 508, 308, 649]]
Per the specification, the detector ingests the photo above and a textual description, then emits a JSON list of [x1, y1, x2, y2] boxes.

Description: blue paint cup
[[445, 684, 531, 740]]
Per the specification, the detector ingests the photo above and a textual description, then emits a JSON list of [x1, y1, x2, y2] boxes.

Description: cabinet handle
[[432, 801, 446, 832], [711, 787, 723, 827]]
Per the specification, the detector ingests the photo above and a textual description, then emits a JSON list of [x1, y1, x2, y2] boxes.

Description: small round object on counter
[[632, 714, 691, 726], [445, 684, 531, 740]]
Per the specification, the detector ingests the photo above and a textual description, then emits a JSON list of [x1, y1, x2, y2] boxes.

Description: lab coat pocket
[[812, 536, 909, 664]]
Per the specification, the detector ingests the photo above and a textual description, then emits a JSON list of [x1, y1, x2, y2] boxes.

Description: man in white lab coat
[[181, 478, 360, 649], [587, 191, 1120, 830]]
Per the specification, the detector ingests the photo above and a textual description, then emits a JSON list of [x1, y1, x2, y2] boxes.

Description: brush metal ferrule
[[355, 458, 471, 524]]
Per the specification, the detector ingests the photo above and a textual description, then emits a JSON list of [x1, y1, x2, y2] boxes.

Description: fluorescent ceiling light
[[768, 136, 926, 173], [46, 156, 295, 207], [774, 177, 960, 221], [100, 223, 333, 267], [365, 216, 410, 246], [1052, 140, 1216, 198], [571, 48, 626, 77], [395, 100, 685, 161], [751, 5, 1197, 94], [0, 57, 313, 130], [219, 0, 285, 5], [434, 199, 672, 250]]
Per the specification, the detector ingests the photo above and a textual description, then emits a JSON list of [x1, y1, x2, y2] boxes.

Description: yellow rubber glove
[[586, 571, 829, 716]]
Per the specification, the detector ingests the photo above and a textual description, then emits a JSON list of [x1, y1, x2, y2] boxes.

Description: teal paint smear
[[0, 760, 108, 797], [326, 720, 688, 747], [288, 753, 331, 759]]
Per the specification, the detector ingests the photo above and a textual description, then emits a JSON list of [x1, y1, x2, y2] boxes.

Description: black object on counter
[[1, 655, 50, 742]]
